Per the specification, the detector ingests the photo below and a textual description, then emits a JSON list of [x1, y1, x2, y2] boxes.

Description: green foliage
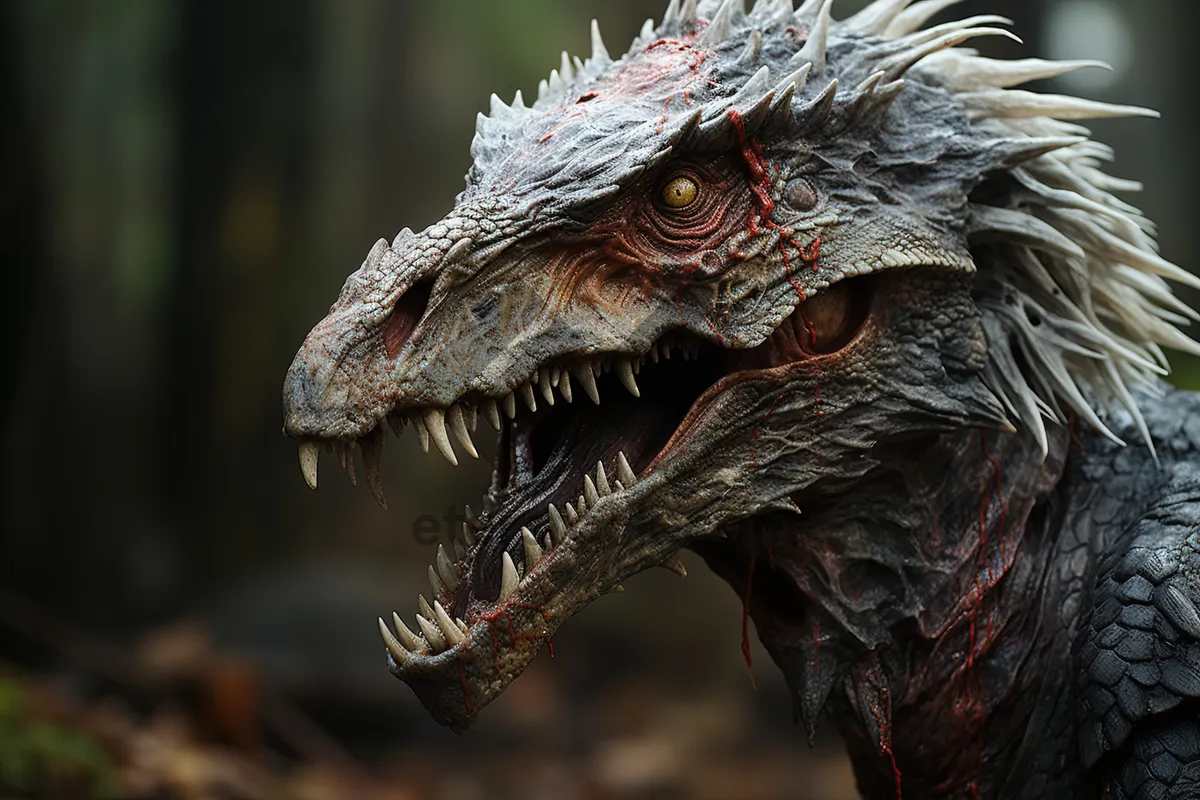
[[0, 679, 124, 799]]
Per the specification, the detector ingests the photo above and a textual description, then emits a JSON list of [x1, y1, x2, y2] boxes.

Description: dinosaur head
[[283, 0, 1199, 731]]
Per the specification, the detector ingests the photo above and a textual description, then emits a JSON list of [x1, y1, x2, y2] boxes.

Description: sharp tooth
[[298, 441, 320, 489], [616, 359, 640, 397], [465, 404, 478, 432], [577, 496, 588, 516], [436, 544, 461, 592], [558, 371, 573, 403], [434, 601, 465, 646], [335, 442, 347, 470], [456, 618, 469, 636], [378, 617, 408, 664], [519, 382, 538, 412], [543, 533, 553, 550], [522, 526, 543, 567], [662, 344, 672, 360], [484, 399, 502, 430], [447, 405, 479, 459], [483, 495, 497, 513], [454, 539, 467, 560], [574, 365, 601, 404], [387, 414, 405, 437], [548, 504, 567, 544], [461, 523, 477, 548], [595, 462, 611, 496], [583, 475, 600, 506], [465, 505, 483, 530], [361, 430, 386, 509], [412, 414, 431, 452], [344, 451, 357, 486], [502, 393, 517, 419], [649, 343, 660, 363], [550, 367, 561, 386], [538, 370, 556, 405], [428, 565, 446, 595], [614, 480, 625, 492], [499, 552, 519, 601], [617, 451, 637, 485], [611, 584, 625, 593], [423, 409, 459, 466], [565, 503, 579, 524], [418, 593, 436, 620], [662, 559, 688, 578], [416, 614, 447, 651], [392, 612, 422, 650]]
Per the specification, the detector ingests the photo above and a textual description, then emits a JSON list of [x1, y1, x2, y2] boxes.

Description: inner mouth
[[345, 275, 873, 730], [457, 339, 725, 615]]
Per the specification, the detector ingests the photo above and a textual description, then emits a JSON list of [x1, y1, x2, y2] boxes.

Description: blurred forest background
[[1, 1, 1197, 798]]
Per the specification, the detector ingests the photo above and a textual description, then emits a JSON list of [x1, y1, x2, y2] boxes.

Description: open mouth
[[293, 277, 870, 729], [375, 336, 729, 729]]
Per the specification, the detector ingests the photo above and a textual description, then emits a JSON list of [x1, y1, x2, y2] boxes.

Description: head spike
[[511, 88, 525, 109], [961, 90, 1160, 123], [840, 0, 916, 35], [662, 0, 683, 25], [590, 19, 611, 64], [696, 0, 745, 46], [637, 17, 656, 45], [488, 93, 509, 118], [797, 0, 835, 74], [737, 29, 763, 66], [794, 0, 827, 20], [929, 55, 1111, 91], [559, 51, 575, 83], [881, 26, 1020, 79], [682, 0, 700, 27], [773, 62, 813, 97], [795, 77, 838, 133], [884, 0, 966, 38]]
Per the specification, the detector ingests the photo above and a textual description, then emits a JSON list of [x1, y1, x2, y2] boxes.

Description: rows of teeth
[[297, 340, 701, 497], [378, 452, 640, 665]]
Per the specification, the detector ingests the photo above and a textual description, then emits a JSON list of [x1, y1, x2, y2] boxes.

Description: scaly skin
[[282, 1, 1200, 796]]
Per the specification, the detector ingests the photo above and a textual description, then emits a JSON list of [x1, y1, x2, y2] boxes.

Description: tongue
[[462, 386, 681, 607]]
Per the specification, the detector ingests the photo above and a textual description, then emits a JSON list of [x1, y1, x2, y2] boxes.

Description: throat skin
[[697, 424, 1081, 799]]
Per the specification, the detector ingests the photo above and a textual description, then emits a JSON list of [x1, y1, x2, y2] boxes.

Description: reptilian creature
[[282, 0, 1200, 796]]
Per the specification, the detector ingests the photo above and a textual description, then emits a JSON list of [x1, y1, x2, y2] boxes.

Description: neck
[[702, 424, 1072, 798]]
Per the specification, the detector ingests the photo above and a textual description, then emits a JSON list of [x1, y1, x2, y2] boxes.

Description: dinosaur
[[281, 0, 1200, 796]]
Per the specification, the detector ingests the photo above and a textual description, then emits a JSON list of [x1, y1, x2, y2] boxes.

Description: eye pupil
[[661, 176, 699, 209]]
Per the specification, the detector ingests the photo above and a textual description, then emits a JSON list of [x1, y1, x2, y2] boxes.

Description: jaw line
[[385, 467, 683, 731]]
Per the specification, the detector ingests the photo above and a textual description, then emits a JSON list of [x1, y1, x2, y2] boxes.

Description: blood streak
[[741, 552, 757, 689], [728, 109, 776, 221]]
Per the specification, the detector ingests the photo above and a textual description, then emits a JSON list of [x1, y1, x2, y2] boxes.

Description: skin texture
[[281, 1, 1200, 797]]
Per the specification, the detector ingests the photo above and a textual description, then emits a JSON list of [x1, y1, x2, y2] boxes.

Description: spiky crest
[[460, 0, 1199, 452]]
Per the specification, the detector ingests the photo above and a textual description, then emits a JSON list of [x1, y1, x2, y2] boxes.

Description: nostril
[[383, 280, 434, 358]]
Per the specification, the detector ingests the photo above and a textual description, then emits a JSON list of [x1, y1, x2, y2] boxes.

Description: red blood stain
[[728, 109, 776, 221], [729, 109, 826, 299], [884, 745, 904, 800], [741, 551, 757, 690]]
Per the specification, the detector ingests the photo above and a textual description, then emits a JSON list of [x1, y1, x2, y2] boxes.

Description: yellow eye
[[660, 175, 699, 209]]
